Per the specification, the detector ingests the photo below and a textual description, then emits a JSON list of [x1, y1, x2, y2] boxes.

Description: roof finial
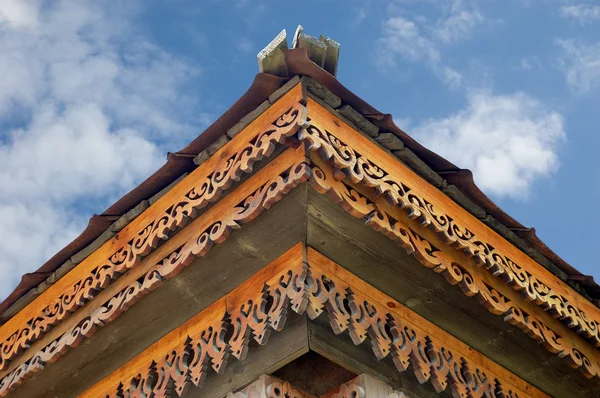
[[257, 25, 340, 77]]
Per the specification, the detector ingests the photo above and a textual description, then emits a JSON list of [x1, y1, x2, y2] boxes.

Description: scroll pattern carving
[[76, 254, 530, 398], [0, 102, 308, 372], [0, 159, 310, 397], [299, 122, 600, 370], [307, 157, 600, 380]]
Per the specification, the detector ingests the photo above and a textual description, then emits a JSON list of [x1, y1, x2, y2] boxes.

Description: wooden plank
[[305, 151, 600, 387], [304, 97, 600, 352], [306, 187, 597, 397], [308, 317, 438, 398], [79, 243, 308, 398], [0, 148, 304, 396], [191, 314, 309, 398], [308, 247, 546, 398], [0, 84, 306, 373], [68, 239, 546, 398], [304, 248, 545, 398], [10, 186, 307, 398]]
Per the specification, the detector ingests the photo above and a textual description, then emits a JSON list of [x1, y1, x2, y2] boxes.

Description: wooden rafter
[[78, 244, 545, 398], [302, 98, 600, 378], [0, 86, 306, 374], [1, 81, 599, 395]]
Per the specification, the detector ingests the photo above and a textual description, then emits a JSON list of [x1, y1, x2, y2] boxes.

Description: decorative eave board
[[1, 81, 599, 396], [0, 84, 306, 374], [80, 243, 546, 398]]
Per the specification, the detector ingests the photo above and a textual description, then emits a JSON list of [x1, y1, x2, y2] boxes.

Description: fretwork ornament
[[0, 152, 310, 396], [75, 245, 535, 398], [299, 116, 600, 379], [0, 93, 308, 372], [299, 101, 600, 352]]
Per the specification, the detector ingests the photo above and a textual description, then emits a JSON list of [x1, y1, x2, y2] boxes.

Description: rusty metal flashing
[[1, 42, 597, 324]]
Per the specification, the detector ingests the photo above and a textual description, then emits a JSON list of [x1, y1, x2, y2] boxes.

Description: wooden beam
[[0, 84, 306, 374], [306, 186, 596, 396], [301, 98, 600, 378], [0, 147, 310, 396], [188, 314, 310, 398], [76, 244, 543, 398]]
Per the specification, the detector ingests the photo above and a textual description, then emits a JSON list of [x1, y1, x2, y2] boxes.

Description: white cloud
[[560, 4, 600, 25], [555, 39, 600, 93], [434, 6, 484, 43], [412, 92, 565, 199], [0, 1, 202, 298], [377, 16, 462, 87], [0, 0, 40, 29], [237, 37, 254, 53], [376, 1, 486, 87]]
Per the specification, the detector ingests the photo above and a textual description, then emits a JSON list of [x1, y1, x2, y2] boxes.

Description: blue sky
[[0, 0, 599, 299]]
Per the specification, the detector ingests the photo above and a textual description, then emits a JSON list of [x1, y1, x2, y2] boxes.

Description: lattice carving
[[300, 122, 600, 378], [298, 120, 600, 349], [307, 156, 600, 380], [72, 249, 532, 398], [0, 102, 308, 373], [0, 157, 310, 396]]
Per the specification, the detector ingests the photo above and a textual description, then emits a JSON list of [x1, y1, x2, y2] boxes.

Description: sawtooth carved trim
[[0, 98, 307, 373], [307, 153, 600, 380], [0, 156, 310, 397], [298, 115, 600, 377], [77, 246, 539, 398], [299, 108, 600, 350]]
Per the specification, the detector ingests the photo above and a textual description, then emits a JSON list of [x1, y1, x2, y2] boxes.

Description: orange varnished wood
[[78, 243, 546, 398], [0, 84, 306, 372], [304, 98, 600, 351], [80, 243, 306, 398], [308, 247, 545, 398], [303, 119, 600, 379], [0, 146, 309, 395]]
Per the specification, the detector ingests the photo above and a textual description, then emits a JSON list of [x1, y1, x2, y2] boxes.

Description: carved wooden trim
[[0, 86, 306, 373], [0, 148, 310, 396], [78, 244, 544, 398], [227, 375, 315, 398], [300, 99, 600, 374], [307, 151, 600, 380], [302, 97, 600, 349]]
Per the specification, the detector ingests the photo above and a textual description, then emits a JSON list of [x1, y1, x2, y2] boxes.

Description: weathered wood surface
[[306, 186, 597, 397], [0, 85, 306, 374], [229, 372, 414, 398], [0, 146, 310, 396], [77, 243, 543, 398], [304, 97, 600, 353], [309, 317, 438, 398], [272, 351, 356, 396], [6, 187, 308, 398], [226, 372, 315, 398], [188, 314, 310, 398]]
